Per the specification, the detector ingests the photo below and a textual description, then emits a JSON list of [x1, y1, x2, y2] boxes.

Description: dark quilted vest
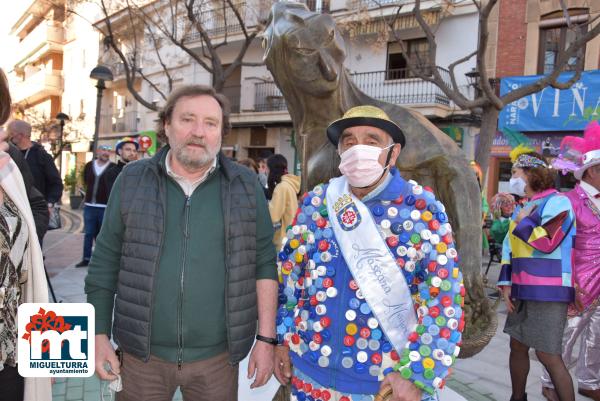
[[113, 147, 258, 364]]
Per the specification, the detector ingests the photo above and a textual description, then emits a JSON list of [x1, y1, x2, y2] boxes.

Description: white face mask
[[339, 144, 393, 188], [509, 177, 527, 197]]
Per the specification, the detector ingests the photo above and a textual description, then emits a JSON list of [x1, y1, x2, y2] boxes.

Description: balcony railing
[[254, 82, 286, 112], [110, 62, 142, 80], [184, 2, 245, 41], [364, 0, 409, 7], [100, 111, 139, 134], [352, 67, 451, 106], [113, 62, 126, 77], [254, 67, 452, 112], [304, 0, 330, 13]]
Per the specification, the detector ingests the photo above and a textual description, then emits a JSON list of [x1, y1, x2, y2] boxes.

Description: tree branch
[[98, 0, 159, 111], [475, 0, 502, 109], [225, 0, 249, 39], [146, 25, 174, 93], [134, 0, 215, 73], [385, 0, 485, 109], [558, 0, 571, 27], [501, 19, 600, 105], [448, 49, 477, 94]]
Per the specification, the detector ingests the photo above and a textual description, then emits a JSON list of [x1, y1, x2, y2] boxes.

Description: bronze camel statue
[[262, 2, 494, 352]]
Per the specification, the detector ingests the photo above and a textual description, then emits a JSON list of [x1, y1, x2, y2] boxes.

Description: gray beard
[[174, 147, 217, 171]]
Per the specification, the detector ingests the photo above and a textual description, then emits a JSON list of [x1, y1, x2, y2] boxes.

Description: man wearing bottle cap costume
[[543, 121, 600, 401], [273, 106, 465, 401]]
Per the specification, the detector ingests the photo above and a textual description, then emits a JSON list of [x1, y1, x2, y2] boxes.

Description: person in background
[[265, 154, 300, 246], [75, 144, 115, 267], [470, 161, 490, 253], [105, 136, 139, 194], [542, 122, 600, 401], [5, 141, 48, 241], [0, 67, 51, 401], [6, 119, 63, 205], [238, 158, 259, 174], [257, 157, 269, 191], [489, 192, 516, 245], [7, 119, 63, 233], [498, 148, 576, 401]]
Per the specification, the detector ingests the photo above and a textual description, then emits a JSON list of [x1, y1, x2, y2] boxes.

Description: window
[[306, 0, 330, 13], [386, 39, 432, 80], [538, 12, 588, 75]]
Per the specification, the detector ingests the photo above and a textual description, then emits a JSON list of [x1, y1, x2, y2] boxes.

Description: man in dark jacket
[[7, 119, 63, 209], [105, 136, 138, 194], [75, 145, 114, 267], [85, 85, 278, 401], [5, 140, 48, 242]]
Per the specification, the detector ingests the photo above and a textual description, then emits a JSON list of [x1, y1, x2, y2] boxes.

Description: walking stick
[[44, 264, 59, 303]]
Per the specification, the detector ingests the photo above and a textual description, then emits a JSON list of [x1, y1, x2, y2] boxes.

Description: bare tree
[[66, 0, 271, 111], [19, 108, 87, 159], [378, 0, 600, 175]]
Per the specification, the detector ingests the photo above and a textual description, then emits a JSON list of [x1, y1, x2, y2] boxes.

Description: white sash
[[326, 176, 417, 353]]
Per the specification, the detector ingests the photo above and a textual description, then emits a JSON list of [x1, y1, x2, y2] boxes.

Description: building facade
[[6, 0, 101, 177], [486, 0, 600, 200], [94, 0, 481, 171]]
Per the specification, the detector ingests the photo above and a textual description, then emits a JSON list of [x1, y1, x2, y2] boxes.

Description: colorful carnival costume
[[541, 122, 600, 396], [498, 150, 575, 356], [276, 106, 465, 401]]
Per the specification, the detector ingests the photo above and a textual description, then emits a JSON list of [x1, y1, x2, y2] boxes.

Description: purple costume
[[565, 184, 600, 309], [541, 183, 600, 391]]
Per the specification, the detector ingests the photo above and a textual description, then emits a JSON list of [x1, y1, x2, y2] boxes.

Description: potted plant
[[64, 168, 83, 209]]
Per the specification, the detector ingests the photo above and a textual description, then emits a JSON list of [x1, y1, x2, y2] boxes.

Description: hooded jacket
[[269, 173, 301, 246]]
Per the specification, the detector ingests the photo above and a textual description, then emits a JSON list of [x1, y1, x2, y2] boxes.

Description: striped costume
[[499, 189, 575, 303]]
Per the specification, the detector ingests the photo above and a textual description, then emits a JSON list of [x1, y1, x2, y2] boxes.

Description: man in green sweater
[[84, 85, 279, 401]]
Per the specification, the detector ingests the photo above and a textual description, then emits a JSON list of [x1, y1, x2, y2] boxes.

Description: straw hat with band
[[326, 105, 406, 148]]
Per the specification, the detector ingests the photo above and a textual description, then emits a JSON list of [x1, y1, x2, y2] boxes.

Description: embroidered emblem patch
[[337, 203, 361, 231]]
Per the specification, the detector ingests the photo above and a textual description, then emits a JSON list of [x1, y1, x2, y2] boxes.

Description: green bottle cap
[[419, 345, 431, 357], [410, 233, 421, 244]]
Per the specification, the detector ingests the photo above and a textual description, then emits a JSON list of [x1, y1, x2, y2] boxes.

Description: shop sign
[[499, 70, 600, 132]]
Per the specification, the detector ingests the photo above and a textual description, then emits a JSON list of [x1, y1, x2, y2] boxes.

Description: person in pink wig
[[543, 121, 600, 401]]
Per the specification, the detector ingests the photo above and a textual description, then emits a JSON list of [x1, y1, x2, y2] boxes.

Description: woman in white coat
[[0, 68, 51, 401]]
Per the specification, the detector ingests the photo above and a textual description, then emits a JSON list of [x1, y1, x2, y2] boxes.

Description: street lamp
[[465, 67, 480, 85], [90, 65, 113, 158], [55, 112, 69, 176], [465, 67, 481, 98]]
